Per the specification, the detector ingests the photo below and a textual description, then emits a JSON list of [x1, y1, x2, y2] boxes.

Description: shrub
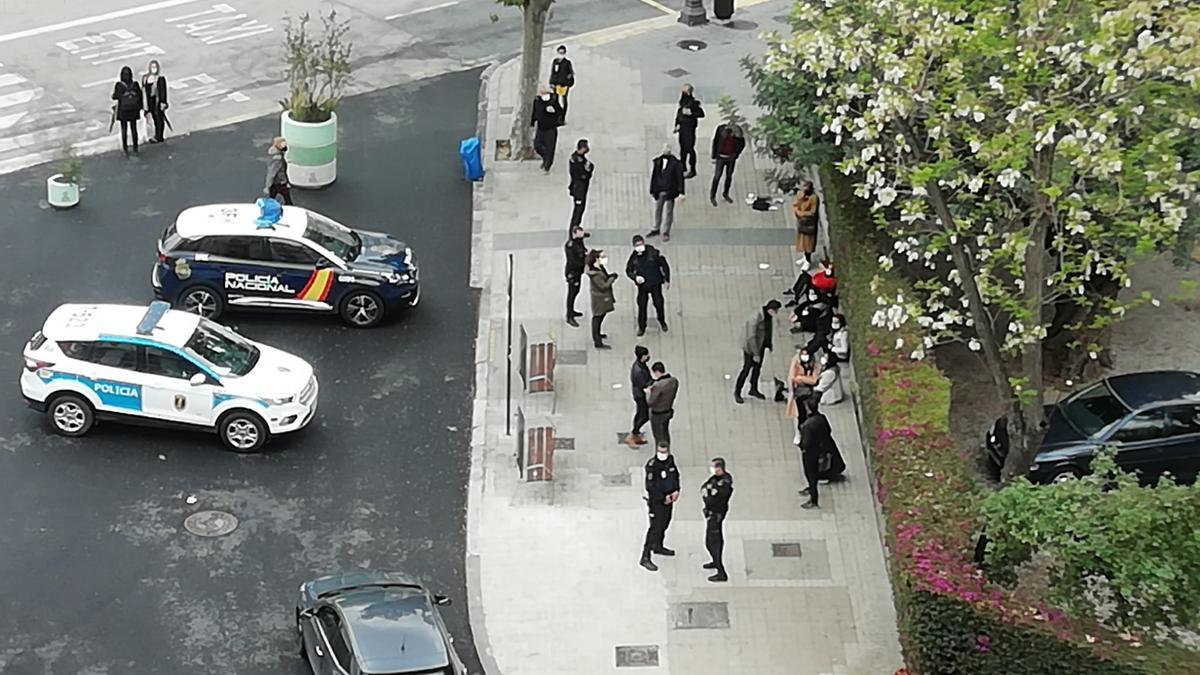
[[57, 144, 83, 185], [279, 9, 352, 123]]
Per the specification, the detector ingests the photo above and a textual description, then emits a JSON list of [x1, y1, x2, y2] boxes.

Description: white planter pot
[[47, 174, 80, 208], [281, 111, 338, 188]]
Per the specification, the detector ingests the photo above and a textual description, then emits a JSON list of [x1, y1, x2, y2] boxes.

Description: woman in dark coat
[[112, 66, 143, 155], [586, 249, 617, 350], [141, 59, 168, 143]]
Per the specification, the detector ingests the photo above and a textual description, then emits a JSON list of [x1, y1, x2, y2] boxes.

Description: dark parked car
[[297, 571, 466, 675], [986, 370, 1200, 484]]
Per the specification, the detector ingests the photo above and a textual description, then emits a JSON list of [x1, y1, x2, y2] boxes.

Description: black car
[[986, 370, 1200, 484], [297, 571, 466, 675]]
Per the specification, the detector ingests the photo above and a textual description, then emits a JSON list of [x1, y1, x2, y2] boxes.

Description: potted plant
[[46, 144, 82, 209], [278, 9, 352, 188]]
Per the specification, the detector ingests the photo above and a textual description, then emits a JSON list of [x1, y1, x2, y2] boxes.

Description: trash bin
[[714, 0, 734, 20], [460, 136, 485, 181]]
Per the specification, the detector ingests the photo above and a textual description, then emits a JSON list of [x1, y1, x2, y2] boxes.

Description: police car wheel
[[340, 291, 384, 328], [218, 411, 268, 453], [178, 285, 224, 320], [48, 393, 94, 437]]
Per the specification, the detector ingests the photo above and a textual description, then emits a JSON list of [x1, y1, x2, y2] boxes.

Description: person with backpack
[[264, 137, 293, 205], [112, 66, 144, 155]]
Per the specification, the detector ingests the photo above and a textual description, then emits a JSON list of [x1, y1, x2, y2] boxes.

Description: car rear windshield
[[184, 318, 260, 376], [1060, 381, 1131, 437], [161, 222, 187, 252], [304, 212, 360, 261]]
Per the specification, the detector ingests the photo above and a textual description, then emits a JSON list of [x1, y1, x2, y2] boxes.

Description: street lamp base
[[679, 0, 708, 26]]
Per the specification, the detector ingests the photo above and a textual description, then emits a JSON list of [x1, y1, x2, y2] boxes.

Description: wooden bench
[[524, 425, 554, 482], [527, 340, 556, 393]]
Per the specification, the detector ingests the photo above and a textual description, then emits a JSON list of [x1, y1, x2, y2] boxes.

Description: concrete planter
[[47, 174, 80, 209], [281, 111, 338, 188]]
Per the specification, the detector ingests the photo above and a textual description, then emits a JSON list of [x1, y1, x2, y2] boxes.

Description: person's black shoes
[[710, 197, 718, 207], [659, 321, 669, 332], [595, 342, 612, 350], [785, 299, 798, 308], [722, 194, 733, 203], [637, 328, 646, 337], [734, 393, 744, 404], [748, 390, 766, 400], [801, 500, 819, 510], [685, 171, 696, 179], [571, 310, 583, 318], [646, 230, 660, 238], [567, 316, 579, 327], [653, 547, 676, 556], [707, 572, 728, 583], [640, 557, 659, 572], [702, 561, 718, 570], [798, 487, 811, 496]]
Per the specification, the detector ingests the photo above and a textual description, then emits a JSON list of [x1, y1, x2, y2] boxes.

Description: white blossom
[[968, 338, 982, 352]]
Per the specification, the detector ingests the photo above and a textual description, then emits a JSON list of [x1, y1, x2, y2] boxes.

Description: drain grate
[[671, 602, 730, 629], [183, 510, 239, 537], [615, 645, 660, 667], [664, 67, 690, 78], [772, 542, 803, 558], [557, 349, 588, 365], [676, 39, 708, 52]]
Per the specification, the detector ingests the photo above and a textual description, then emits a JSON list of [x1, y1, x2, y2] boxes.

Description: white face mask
[[657, 451, 669, 461], [598, 257, 608, 266], [709, 466, 717, 476], [800, 354, 811, 363], [634, 245, 645, 254], [540, 93, 551, 100], [809, 293, 818, 301], [831, 321, 841, 329]]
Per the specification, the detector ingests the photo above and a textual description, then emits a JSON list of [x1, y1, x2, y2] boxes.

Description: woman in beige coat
[[793, 181, 819, 258], [586, 249, 617, 349]]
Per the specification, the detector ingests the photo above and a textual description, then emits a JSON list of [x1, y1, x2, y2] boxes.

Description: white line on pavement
[[0, 73, 29, 88], [0, 89, 39, 109], [384, 1, 460, 21], [80, 78, 115, 89], [634, 0, 675, 14], [0, 0, 199, 44]]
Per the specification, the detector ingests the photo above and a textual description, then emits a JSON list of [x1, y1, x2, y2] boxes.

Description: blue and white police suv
[[20, 301, 318, 453]]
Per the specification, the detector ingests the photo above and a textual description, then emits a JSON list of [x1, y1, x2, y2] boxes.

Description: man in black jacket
[[549, 45, 575, 125], [648, 145, 685, 241], [626, 345, 652, 448], [641, 440, 681, 572], [710, 122, 747, 206], [701, 457, 734, 582], [564, 225, 589, 326], [626, 235, 671, 336], [798, 397, 833, 509], [674, 84, 705, 178], [568, 139, 594, 228], [530, 86, 563, 172]]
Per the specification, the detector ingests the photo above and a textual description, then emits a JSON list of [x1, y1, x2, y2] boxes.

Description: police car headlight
[[265, 395, 295, 405], [387, 272, 413, 284]]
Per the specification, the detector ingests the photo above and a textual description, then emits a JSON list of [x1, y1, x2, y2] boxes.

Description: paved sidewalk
[[467, 5, 902, 674]]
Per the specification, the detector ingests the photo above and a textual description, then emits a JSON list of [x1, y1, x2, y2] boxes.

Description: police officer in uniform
[[640, 440, 680, 572], [564, 225, 588, 326], [701, 457, 734, 582]]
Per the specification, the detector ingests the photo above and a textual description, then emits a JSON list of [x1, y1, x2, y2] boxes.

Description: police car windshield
[[184, 318, 260, 376], [304, 212, 360, 261]]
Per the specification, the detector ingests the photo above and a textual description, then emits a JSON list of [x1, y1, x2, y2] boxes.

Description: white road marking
[[80, 78, 115, 89], [0, 111, 27, 131], [0, 73, 28, 88], [385, 1, 460, 21], [633, 0, 674, 14], [58, 29, 166, 66], [170, 4, 274, 45], [0, 89, 40, 109], [0, 0, 199, 45]]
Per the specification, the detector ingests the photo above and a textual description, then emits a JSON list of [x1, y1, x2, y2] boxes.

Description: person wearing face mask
[[648, 144, 685, 241], [784, 258, 814, 306], [791, 288, 833, 335], [674, 84, 705, 178], [709, 122, 746, 206], [829, 314, 850, 362], [564, 225, 589, 326], [700, 457, 733, 582], [640, 440, 681, 572], [797, 397, 835, 509], [568, 139, 594, 228], [626, 345, 653, 448], [787, 346, 821, 438], [625, 235, 671, 337], [735, 299, 782, 404], [530, 85, 563, 173], [793, 180, 819, 259], [586, 249, 617, 349], [811, 258, 838, 295], [111, 65, 144, 155], [264, 137, 293, 205], [645, 361, 679, 448], [548, 45, 574, 125], [814, 351, 844, 405], [141, 59, 168, 144]]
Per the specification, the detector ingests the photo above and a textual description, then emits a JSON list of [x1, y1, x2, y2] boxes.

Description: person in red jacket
[[811, 258, 837, 294]]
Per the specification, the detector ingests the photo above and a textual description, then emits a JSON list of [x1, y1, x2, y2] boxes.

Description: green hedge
[[820, 166, 1153, 675]]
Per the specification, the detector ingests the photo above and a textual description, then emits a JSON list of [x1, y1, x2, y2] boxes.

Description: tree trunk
[[509, 0, 552, 161]]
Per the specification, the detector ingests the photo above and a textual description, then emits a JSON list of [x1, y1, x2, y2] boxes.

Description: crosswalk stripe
[[0, 88, 40, 109], [0, 73, 29, 88]]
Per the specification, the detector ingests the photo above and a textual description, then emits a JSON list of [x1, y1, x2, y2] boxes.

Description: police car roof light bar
[[137, 301, 172, 335]]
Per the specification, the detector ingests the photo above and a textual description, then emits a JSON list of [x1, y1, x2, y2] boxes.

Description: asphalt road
[[0, 69, 481, 674], [0, 0, 664, 173]]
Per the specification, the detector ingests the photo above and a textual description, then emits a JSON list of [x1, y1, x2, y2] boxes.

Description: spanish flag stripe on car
[[298, 270, 334, 302]]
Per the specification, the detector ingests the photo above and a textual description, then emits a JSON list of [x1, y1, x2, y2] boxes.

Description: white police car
[[20, 301, 318, 453]]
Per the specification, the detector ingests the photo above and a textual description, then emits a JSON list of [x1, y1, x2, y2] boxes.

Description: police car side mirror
[[189, 373, 207, 387], [434, 594, 451, 606], [315, 257, 331, 269]]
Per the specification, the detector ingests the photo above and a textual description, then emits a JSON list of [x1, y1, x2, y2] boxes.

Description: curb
[[464, 54, 513, 675]]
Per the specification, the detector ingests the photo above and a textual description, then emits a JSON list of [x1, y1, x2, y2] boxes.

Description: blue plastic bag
[[255, 197, 282, 228], [460, 136, 484, 181]]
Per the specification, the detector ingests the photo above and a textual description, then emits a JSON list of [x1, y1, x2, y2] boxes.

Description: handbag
[[774, 377, 787, 402]]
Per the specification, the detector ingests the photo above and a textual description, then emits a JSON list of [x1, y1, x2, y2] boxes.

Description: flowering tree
[[752, 0, 1200, 482]]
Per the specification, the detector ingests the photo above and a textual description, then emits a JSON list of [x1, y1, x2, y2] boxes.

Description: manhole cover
[[721, 19, 758, 30], [772, 542, 802, 558], [615, 645, 660, 667], [557, 349, 588, 365], [676, 39, 707, 52], [664, 67, 690, 78], [671, 602, 730, 629], [184, 510, 239, 537]]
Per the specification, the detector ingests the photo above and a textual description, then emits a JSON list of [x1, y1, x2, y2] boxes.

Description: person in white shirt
[[829, 314, 850, 362]]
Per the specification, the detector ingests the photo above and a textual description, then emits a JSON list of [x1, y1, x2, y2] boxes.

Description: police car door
[[265, 238, 333, 311], [217, 236, 293, 308], [140, 346, 214, 425], [82, 341, 145, 415]]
